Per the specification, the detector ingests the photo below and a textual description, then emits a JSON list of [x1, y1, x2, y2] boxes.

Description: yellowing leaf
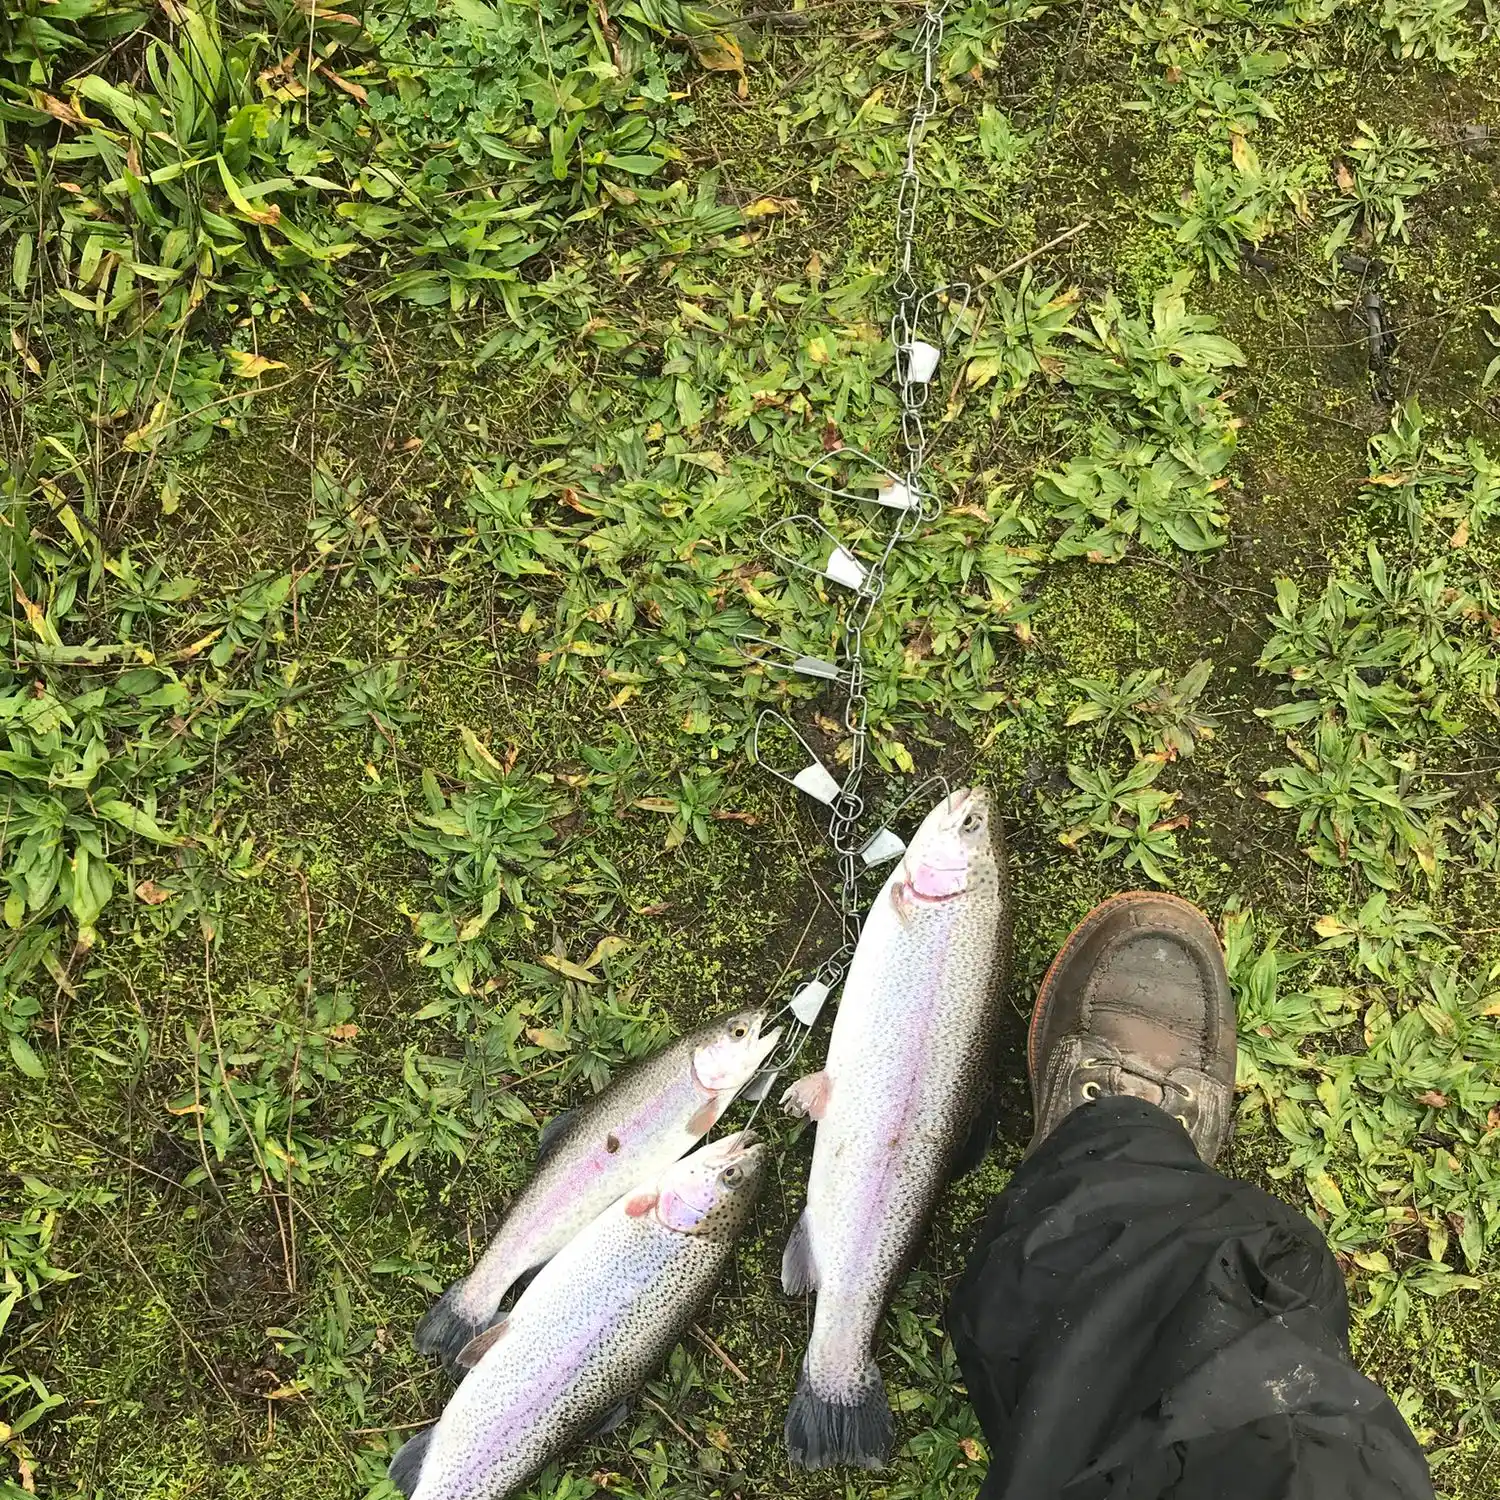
[[226, 348, 287, 378], [1229, 130, 1258, 175], [541, 954, 600, 984], [633, 797, 678, 814], [525, 1026, 571, 1050], [691, 31, 745, 73], [1306, 1167, 1347, 1218], [581, 934, 630, 971], [743, 196, 797, 218], [122, 398, 170, 452]]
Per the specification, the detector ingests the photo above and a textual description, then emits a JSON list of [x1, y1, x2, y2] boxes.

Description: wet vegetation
[[5, 0, 1500, 1495]]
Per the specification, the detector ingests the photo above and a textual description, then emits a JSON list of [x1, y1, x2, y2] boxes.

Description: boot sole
[[1027, 890, 1222, 1116]]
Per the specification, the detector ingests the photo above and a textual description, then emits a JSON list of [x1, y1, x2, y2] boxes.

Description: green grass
[[6, 0, 1500, 1495]]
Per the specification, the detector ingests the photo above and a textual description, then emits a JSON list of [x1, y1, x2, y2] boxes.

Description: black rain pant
[[948, 1097, 1435, 1500]]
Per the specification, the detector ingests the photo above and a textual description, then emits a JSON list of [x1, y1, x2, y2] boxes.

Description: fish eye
[[960, 810, 981, 833], [720, 1164, 742, 1185], [730, 1022, 749, 1039]]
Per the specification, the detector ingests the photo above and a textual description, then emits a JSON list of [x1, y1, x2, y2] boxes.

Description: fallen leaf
[[743, 196, 797, 218], [135, 878, 172, 905], [328, 1023, 360, 1041], [1417, 1090, 1450, 1109], [322, 67, 368, 103], [691, 31, 745, 73], [526, 1026, 571, 1050], [822, 419, 842, 452], [10, 329, 41, 377], [226, 348, 287, 378], [959, 1437, 984, 1462], [1450, 517, 1470, 549], [172, 629, 224, 662], [1335, 161, 1355, 191], [633, 797, 679, 815], [34, 92, 85, 127]]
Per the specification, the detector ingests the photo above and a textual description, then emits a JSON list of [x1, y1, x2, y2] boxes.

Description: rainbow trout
[[416, 1010, 779, 1363], [780, 787, 1010, 1469], [391, 1132, 767, 1500]]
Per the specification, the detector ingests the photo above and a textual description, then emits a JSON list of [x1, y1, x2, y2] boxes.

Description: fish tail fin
[[389, 1425, 434, 1498], [784, 1361, 893, 1471], [414, 1275, 497, 1364]]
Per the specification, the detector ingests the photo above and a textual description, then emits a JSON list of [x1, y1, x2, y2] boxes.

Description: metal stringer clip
[[857, 773, 951, 868], [759, 515, 879, 596], [738, 634, 849, 685], [893, 283, 972, 410], [750, 709, 842, 806], [802, 448, 923, 515]]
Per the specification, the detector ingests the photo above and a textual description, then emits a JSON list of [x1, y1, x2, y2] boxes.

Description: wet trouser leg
[[948, 1097, 1435, 1500]]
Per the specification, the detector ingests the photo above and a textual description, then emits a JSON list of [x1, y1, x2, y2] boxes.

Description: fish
[[779, 786, 1011, 1470], [416, 1009, 780, 1363], [391, 1131, 767, 1500]]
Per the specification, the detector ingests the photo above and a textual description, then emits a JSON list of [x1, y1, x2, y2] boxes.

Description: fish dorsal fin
[[456, 1318, 510, 1370], [388, 1425, 435, 1497], [536, 1107, 576, 1162]]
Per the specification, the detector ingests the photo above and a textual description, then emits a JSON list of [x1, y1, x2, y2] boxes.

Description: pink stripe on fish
[[514, 1083, 687, 1248]]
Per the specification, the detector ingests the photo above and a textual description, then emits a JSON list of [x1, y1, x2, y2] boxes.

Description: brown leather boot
[[1028, 892, 1236, 1165]]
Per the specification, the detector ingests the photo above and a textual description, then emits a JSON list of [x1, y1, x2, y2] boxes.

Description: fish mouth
[[749, 1023, 783, 1072], [902, 880, 967, 905], [703, 1127, 761, 1160], [947, 787, 974, 814]]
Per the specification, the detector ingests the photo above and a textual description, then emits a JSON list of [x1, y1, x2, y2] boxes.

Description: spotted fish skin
[[416, 1010, 779, 1363], [781, 787, 1011, 1470], [393, 1134, 766, 1500]]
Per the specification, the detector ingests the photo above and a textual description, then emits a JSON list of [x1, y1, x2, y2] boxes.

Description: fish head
[[653, 1130, 767, 1241], [897, 785, 1001, 901], [692, 1009, 783, 1094]]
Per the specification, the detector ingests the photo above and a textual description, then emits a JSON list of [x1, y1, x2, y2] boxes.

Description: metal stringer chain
[[744, 1, 958, 1099]]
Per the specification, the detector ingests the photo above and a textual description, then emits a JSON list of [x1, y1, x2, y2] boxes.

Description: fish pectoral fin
[[388, 1425, 435, 1498], [455, 1317, 510, 1370], [686, 1097, 721, 1135], [536, 1106, 576, 1161], [623, 1190, 659, 1218], [951, 1088, 998, 1181], [781, 1209, 819, 1295], [780, 1070, 831, 1121], [584, 1398, 635, 1441]]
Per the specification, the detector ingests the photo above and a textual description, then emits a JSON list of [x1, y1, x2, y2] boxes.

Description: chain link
[[745, 2, 950, 1099], [824, 0, 949, 973]]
